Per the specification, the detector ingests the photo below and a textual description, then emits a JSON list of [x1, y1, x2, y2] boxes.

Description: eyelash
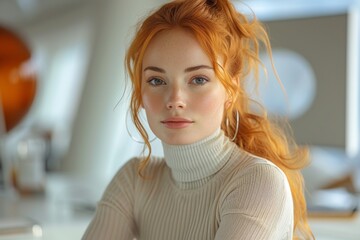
[[147, 78, 165, 86], [190, 76, 209, 85], [146, 76, 210, 86]]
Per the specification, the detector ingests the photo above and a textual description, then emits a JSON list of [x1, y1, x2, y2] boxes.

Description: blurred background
[[0, 0, 359, 239]]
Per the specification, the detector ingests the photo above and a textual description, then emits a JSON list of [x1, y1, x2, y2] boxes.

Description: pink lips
[[161, 117, 194, 129]]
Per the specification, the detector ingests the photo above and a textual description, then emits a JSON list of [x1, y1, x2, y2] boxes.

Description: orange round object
[[0, 26, 37, 133]]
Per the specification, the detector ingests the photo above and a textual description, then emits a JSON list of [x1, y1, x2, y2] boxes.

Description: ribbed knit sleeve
[[215, 163, 294, 240], [82, 159, 138, 240]]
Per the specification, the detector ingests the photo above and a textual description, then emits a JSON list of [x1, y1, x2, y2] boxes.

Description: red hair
[[125, 0, 314, 238]]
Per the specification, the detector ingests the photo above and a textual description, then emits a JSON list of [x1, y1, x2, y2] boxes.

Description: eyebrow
[[143, 65, 213, 73]]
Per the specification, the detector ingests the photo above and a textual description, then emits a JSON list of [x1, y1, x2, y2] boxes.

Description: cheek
[[193, 89, 226, 115], [142, 91, 163, 113]]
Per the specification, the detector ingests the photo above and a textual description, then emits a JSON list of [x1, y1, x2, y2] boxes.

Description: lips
[[161, 117, 194, 129]]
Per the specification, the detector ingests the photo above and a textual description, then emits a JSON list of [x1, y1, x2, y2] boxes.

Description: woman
[[83, 0, 314, 239]]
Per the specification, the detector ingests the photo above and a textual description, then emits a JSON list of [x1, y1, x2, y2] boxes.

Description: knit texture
[[83, 130, 294, 240]]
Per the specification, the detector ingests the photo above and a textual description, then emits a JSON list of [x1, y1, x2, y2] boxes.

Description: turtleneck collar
[[161, 129, 236, 183]]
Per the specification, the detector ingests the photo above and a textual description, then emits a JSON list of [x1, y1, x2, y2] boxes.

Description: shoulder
[[101, 156, 166, 199], [217, 153, 294, 239], [110, 157, 138, 184], [219, 153, 294, 226], [243, 156, 287, 183], [111, 156, 166, 182], [105, 156, 165, 184], [226, 150, 288, 186], [221, 152, 292, 206], [243, 157, 290, 196]]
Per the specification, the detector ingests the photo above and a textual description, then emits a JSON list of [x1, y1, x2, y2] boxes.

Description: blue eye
[[148, 78, 165, 86], [191, 77, 208, 85]]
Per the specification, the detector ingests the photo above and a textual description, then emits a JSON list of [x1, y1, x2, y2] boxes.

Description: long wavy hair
[[125, 0, 314, 239]]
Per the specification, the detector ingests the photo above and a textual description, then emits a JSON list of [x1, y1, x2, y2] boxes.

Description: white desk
[[0, 174, 95, 240], [310, 216, 360, 240], [0, 188, 93, 240], [308, 190, 360, 239]]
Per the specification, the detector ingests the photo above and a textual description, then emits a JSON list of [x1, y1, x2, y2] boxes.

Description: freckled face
[[141, 28, 227, 145]]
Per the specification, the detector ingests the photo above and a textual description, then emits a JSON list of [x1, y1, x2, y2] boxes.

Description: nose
[[166, 87, 186, 110]]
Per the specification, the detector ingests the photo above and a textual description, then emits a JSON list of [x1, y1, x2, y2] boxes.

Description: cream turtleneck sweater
[[83, 129, 294, 240]]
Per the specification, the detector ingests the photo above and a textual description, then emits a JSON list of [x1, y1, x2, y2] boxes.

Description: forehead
[[142, 28, 212, 68]]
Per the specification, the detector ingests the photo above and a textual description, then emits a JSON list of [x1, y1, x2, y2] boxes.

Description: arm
[[215, 163, 294, 240], [82, 159, 138, 240]]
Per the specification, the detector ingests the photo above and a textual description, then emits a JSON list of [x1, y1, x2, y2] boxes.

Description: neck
[[162, 129, 236, 182]]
